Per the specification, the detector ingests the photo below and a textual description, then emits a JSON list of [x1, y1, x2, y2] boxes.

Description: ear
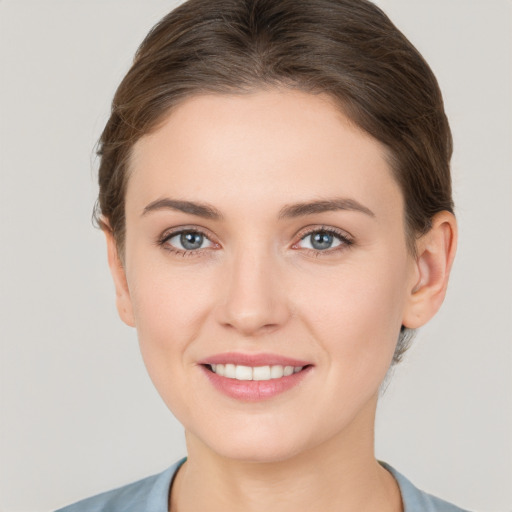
[[402, 211, 457, 329], [104, 228, 136, 328]]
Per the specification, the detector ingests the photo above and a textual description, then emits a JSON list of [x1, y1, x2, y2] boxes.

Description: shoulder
[[381, 462, 472, 512], [54, 459, 185, 512]]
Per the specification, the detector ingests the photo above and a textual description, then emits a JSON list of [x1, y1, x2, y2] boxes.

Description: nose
[[216, 247, 291, 337]]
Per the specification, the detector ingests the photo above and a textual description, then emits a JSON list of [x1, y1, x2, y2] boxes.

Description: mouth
[[199, 354, 313, 401], [204, 363, 308, 381]]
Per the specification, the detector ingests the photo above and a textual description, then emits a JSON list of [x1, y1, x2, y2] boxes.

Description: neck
[[170, 395, 402, 512]]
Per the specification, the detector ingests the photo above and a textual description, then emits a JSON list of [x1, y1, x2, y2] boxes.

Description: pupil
[[181, 232, 203, 250], [311, 232, 333, 250]]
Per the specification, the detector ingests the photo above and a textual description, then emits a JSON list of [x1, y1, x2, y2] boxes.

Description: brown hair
[[94, 0, 453, 362]]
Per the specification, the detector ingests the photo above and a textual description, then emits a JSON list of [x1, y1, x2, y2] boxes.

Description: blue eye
[[298, 230, 347, 251], [165, 231, 213, 251]]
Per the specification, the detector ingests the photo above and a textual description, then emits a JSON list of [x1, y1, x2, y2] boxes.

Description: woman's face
[[117, 89, 419, 462]]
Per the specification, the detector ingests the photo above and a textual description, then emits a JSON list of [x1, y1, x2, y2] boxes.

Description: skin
[[106, 89, 457, 512]]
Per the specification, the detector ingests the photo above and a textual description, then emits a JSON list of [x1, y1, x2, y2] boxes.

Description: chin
[[190, 422, 311, 464], [214, 439, 304, 464]]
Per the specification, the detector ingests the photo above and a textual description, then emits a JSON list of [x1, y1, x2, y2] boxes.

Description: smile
[[208, 364, 305, 381], [199, 354, 313, 401]]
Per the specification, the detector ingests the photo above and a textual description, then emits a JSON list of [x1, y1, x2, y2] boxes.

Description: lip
[[199, 352, 311, 367], [198, 352, 313, 402]]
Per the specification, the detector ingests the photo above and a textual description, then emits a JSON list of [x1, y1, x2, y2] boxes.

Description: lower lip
[[201, 365, 312, 401]]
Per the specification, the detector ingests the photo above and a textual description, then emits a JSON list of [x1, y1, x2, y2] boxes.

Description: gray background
[[1, 1, 511, 510]]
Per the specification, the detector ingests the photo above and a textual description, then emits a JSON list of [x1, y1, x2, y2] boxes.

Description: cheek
[[130, 266, 212, 347], [288, 263, 408, 432], [125, 260, 217, 420], [296, 258, 408, 367], [124, 250, 218, 382]]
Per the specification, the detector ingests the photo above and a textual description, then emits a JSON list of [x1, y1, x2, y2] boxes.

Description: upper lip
[[199, 352, 312, 367]]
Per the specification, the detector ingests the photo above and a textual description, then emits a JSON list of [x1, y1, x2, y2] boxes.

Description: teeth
[[253, 365, 271, 381], [235, 365, 253, 380], [270, 365, 284, 379], [209, 364, 304, 381], [225, 364, 236, 379]]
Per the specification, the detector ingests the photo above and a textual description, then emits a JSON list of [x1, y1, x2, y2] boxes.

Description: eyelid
[[156, 224, 353, 256], [157, 225, 221, 254], [291, 225, 354, 251]]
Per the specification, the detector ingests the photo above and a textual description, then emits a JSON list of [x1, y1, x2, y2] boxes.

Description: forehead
[[127, 89, 402, 220]]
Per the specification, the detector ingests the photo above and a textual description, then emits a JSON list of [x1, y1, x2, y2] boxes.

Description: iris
[[310, 231, 335, 250], [180, 232, 204, 250]]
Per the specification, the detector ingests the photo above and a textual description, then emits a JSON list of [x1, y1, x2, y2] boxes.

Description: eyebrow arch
[[142, 198, 223, 220], [278, 198, 375, 219]]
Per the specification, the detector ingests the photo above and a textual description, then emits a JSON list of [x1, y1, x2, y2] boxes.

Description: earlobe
[[402, 211, 457, 329], [104, 228, 136, 328]]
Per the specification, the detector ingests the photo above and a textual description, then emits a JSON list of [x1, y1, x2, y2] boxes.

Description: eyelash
[[156, 226, 354, 257], [293, 226, 354, 256], [157, 227, 217, 257]]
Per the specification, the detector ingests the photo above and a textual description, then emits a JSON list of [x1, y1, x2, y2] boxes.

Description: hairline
[[111, 84, 420, 260]]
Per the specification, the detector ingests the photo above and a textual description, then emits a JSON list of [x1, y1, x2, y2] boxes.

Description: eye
[[295, 228, 352, 252], [162, 230, 215, 252]]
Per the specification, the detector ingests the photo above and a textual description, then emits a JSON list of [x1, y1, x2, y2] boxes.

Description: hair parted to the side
[[94, 0, 454, 364]]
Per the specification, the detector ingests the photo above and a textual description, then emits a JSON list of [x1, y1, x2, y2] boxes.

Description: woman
[[56, 0, 466, 510]]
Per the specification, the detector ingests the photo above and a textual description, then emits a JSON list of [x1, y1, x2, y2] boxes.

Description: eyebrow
[[141, 197, 375, 220], [142, 198, 223, 220], [278, 198, 375, 219]]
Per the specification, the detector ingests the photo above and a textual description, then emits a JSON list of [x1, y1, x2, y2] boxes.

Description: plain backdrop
[[1, 1, 511, 511]]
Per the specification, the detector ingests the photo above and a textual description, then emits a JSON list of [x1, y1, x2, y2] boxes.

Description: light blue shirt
[[55, 458, 470, 511]]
